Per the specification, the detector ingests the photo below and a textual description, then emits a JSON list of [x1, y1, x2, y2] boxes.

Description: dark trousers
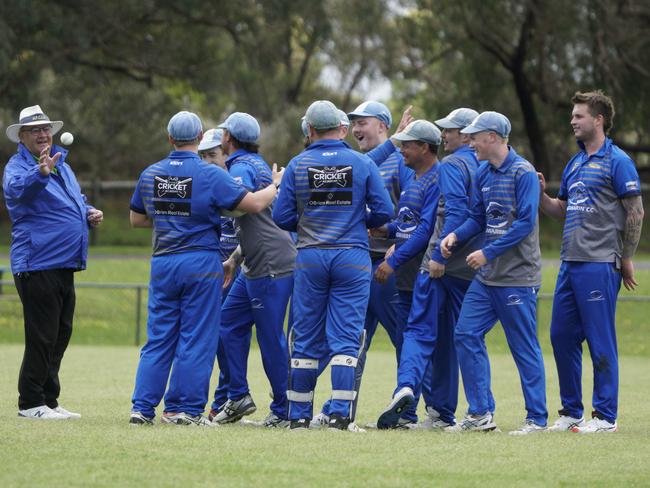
[[14, 269, 75, 410]]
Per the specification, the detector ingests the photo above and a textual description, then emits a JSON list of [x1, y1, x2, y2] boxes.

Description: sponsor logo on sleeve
[[625, 180, 639, 191]]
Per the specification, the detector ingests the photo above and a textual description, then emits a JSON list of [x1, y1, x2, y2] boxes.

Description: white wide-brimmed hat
[[6, 105, 64, 143]]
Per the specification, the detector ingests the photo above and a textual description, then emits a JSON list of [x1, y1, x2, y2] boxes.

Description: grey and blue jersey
[[227, 149, 296, 278], [272, 139, 393, 247], [366, 140, 415, 256], [384, 164, 440, 292], [558, 137, 641, 264], [130, 150, 247, 256], [421, 145, 482, 281], [454, 147, 541, 287]]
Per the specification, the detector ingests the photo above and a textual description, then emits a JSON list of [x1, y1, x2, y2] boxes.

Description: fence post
[[135, 286, 142, 346]]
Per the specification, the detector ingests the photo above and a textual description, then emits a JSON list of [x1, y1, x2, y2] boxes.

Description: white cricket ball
[[60, 132, 74, 145]]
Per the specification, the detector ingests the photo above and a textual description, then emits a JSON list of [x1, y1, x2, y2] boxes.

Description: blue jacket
[[3, 143, 93, 273]]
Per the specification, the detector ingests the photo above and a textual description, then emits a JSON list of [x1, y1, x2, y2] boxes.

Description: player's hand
[[440, 233, 457, 258], [223, 258, 236, 289], [87, 208, 104, 227], [466, 250, 487, 270], [271, 163, 285, 188], [621, 257, 638, 291], [369, 226, 388, 238], [428, 260, 445, 278], [395, 105, 414, 134], [38, 146, 61, 176], [374, 260, 394, 284], [537, 172, 547, 194]]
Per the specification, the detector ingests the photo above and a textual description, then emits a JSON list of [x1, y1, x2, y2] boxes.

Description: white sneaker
[[571, 416, 617, 434], [509, 419, 547, 435], [445, 413, 498, 432], [18, 405, 67, 420], [417, 407, 454, 430], [161, 412, 216, 427], [53, 406, 81, 419], [346, 422, 366, 433], [548, 414, 585, 432], [309, 412, 330, 429]]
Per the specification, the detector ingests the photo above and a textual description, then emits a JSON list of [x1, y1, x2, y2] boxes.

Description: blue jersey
[[454, 147, 541, 287], [384, 164, 440, 291], [226, 149, 296, 278], [219, 216, 239, 261], [558, 137, 641, 263], [366, 140, 415, 255], [130, 150, 247, 256], [273, 138, 393, 249], [422, 145, 481, 281]]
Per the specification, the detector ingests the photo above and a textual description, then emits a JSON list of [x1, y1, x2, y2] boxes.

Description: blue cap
[[300, 116, 309, 137], [338, 109, 350, 128], [167, 111, 202, 141], [198, 128, 223, 151], [460, 111, 511, 138], [347, 101, 392, 128], [218, 112, 260, 143], [435, 108, 480, 129], [305, 100, 341, 131], [393, 120, 442, 145]]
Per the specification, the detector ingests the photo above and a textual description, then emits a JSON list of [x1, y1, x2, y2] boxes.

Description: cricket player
[[129, 111, 282, 426], [213, 112, 296, 428], [440, 111, 547, 434], [273, 100, 393, 431], [539, 90, 644, 433], [377, 108, 489, 429]]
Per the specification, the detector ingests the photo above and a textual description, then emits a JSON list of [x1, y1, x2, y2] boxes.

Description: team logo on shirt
[[626, 180, 639, 191], [395, 206, 418, 239], [567, 181, 595, 213], [485, 202, 509, 235], [153, 175, 193, 216], [307, 165, 353, 206], [154, 175, 193, 198]]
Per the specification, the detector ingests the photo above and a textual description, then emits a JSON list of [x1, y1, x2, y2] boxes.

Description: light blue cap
[[301, 116, 309, 137], [167, 111, 202, 141], [338, 109, 350, 128], [305, 100, 341, 131], [218, 112, 260, 143], [198, 128, 223, 151], [347, 101, 392, 128], [393, 120, 442, 145], [435, 108, 480, 129], [460, 111, 511, 138]]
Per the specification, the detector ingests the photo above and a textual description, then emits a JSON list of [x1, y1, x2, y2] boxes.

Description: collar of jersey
[[453, 144, 474, 157], [491, 146, 518, 173], [576, 137, 611, 160], [18, 142, 68, 169], [225, 148, 253, 169], [308, 139, 351, 149]]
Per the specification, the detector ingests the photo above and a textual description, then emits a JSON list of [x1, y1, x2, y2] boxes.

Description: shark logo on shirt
[[486, 201, 509, 234]]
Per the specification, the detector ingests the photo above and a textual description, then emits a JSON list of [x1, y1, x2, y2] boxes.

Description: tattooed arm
[[621, 195, 645, 291]]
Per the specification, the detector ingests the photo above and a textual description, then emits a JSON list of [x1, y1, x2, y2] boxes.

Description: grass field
[[1, 345, 649, 487]]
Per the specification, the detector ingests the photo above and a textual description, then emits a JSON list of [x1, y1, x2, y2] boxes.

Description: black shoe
[[328, 414, 351, 430], [289, 418, 310, 430]]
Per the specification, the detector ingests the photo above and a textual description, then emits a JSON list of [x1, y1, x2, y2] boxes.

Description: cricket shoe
[[548, 412, 585, 432], [52, 406, 81, 419], [445, 413, 498, 432], [417, 407, 454, 430], [509, 419, 547, 435], [18, 405, 67, 420], [261, 412, 290, 428], [213, 394, 257, 424], [365, 417, 417, 430], [208, 405, 224, 422], [309, 412, 329, 429], [329, 414, 366, 433], [377, 387, 415, 430], [161, 412, 215, 427], [129, 412, 154, 426], [571, 412, 617, 434], [289, 418, 310, 430]]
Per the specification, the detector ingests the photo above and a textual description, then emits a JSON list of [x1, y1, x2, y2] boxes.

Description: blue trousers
[[219, 272, 292, 418], [212, 267, 244, 412], [455, 280, 547, 425], [550, 261, 621, 423], [397, 272, 472, 424], [321, 257, 400, 417], [132, 251, 222, 417], [289, 248, 371, 420]]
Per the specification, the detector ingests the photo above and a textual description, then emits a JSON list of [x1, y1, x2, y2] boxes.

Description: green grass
[[0, 345, 649, 487]]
